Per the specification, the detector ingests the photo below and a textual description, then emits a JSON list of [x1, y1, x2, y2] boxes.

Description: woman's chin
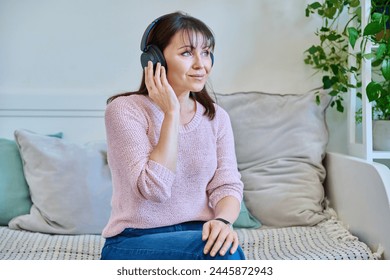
[[190, 84, 207, 93]]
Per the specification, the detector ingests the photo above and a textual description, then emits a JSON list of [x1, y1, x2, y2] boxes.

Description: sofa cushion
[[0, 133, 62, 226], [0, 138, 32, 225], [215, 90, 331, 227], [9, 129, 112, 234], [233, 200, 261, 229]]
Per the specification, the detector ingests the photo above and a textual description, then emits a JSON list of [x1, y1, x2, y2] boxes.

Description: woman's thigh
[[101, 229, 245, 260]]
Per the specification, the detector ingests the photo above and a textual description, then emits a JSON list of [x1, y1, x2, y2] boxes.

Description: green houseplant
[[304, 0, 362, 113], [365, 0, 390, 121], [305, 0, 390, 122], [365, 0, 390, 150]]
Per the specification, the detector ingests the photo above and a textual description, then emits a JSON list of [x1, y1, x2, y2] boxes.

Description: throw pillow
[[233, 200, 261, 229], [216, 90, 332, 227], [9, 129, 112, 234], [0, 132, 63, 225], [0, 138, 31, 225]]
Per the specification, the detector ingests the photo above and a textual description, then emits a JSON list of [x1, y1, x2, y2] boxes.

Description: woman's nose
[[192, 53, 204, 69]]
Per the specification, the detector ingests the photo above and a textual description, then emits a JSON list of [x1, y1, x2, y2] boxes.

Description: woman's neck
[[177, 92, 196, 125]]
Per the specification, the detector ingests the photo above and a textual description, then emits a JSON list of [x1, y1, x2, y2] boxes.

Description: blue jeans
[[101, 221, 246, 260]]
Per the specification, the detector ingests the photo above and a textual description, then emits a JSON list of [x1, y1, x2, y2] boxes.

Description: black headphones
[[140, 15, 214, 69], [140, 16, 167, 69]]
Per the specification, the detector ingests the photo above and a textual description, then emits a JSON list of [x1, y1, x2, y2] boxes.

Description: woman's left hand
[[202, 219, 239, 257]]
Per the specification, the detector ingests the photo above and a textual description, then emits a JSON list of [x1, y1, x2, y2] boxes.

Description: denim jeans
[[101, 221, 246, 260]]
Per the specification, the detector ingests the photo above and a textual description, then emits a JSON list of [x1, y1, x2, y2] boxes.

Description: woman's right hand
[[144, 61, 180, 115]]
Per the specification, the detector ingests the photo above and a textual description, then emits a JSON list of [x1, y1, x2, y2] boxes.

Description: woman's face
[[163, 30, 213, 96]]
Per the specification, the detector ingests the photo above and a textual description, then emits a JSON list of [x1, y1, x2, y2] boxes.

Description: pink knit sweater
[[102, 94, 243, 238]]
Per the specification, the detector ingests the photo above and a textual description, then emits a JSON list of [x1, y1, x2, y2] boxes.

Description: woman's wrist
[[214, 217, 231, 224], [213, 196, 240, 226]]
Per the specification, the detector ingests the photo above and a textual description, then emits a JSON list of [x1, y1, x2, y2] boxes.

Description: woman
[[101, 11, 245, 260]]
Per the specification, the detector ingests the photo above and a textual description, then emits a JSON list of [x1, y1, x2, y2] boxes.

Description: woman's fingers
[[202, 221, 211, 241], [144, 61, 155, 92], [230, 232, 239, 255], [210, 228, 231, 257], [202, 220, 237, 257], [160, 64, 169, 87], [219, 232, 236, 256], [145, 62, 166, 94], [203, 225, 222, 256], [154, 62, 162, 89], [145, 62, 162, 100], [144, 62, 179, 115]]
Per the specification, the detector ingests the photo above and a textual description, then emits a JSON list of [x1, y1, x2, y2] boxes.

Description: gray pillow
[[9, 129, 112, 234], [215, 90, 332, 227]]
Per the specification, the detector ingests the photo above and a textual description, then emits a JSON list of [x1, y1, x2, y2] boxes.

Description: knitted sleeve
[[105, 97, 175, 202], [206, 106, 244, 208]]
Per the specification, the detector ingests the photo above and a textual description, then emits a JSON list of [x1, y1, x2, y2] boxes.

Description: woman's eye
[[202, 50, 210, 56], [182, 51, 192, 57]]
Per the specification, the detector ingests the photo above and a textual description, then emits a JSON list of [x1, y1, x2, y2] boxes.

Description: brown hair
[[107, 11, 216, 120]]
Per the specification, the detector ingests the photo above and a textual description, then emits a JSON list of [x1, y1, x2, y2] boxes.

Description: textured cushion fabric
[[9, 129, 112, 234], [216, 91, 332, 227], [0, 138, 32, 225], [0, 216, 377, 260]]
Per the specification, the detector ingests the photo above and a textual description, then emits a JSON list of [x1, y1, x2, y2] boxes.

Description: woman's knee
[[101, 230, 205, 260]]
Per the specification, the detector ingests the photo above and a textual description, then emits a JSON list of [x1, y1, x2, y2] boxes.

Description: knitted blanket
[[0, 218, 378, 260]]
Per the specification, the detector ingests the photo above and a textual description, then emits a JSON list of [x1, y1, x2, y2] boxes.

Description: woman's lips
[[189, 74, 205, 80]]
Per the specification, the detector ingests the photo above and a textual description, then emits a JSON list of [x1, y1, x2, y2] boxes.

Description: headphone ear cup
[[210, 52, 214, 66], [140, 44, 166, 69]]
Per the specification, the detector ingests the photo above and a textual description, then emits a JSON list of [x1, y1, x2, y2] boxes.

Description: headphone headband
[[140, 16, 164, 52]]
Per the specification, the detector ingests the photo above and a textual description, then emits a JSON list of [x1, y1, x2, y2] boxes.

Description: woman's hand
[[144, 61, 179, 115], [202, 219, 239, 257]]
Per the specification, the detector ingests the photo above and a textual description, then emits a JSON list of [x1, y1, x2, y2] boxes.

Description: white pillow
[[216, 90, 332, 227], [9, 130, 112, 234]]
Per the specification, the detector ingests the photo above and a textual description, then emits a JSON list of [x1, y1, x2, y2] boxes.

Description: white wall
[[0, 0, 347, 152]]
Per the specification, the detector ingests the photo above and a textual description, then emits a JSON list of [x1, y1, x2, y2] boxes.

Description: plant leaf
[[372, 12, 384, 23], [363, 21, 383, 36], [305, 8, 310, 17], [309, 2, 322, 9], [322, 76, 332, 89], [315, 94, 321, 105], [327, 33, 342, 41], [372, 58, 384, 67], [381, 58, 390, 80], [366, 81, 382, 102], [336, 99, 344, 113], [376, 43, 387, 59], [347, 27, 359, 48], [307, 45, 318, 54], [349, 0, 360, 8], [324, 7, 337, 19], [330, 64, 339, 75], [363, 52, 377, 60]]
